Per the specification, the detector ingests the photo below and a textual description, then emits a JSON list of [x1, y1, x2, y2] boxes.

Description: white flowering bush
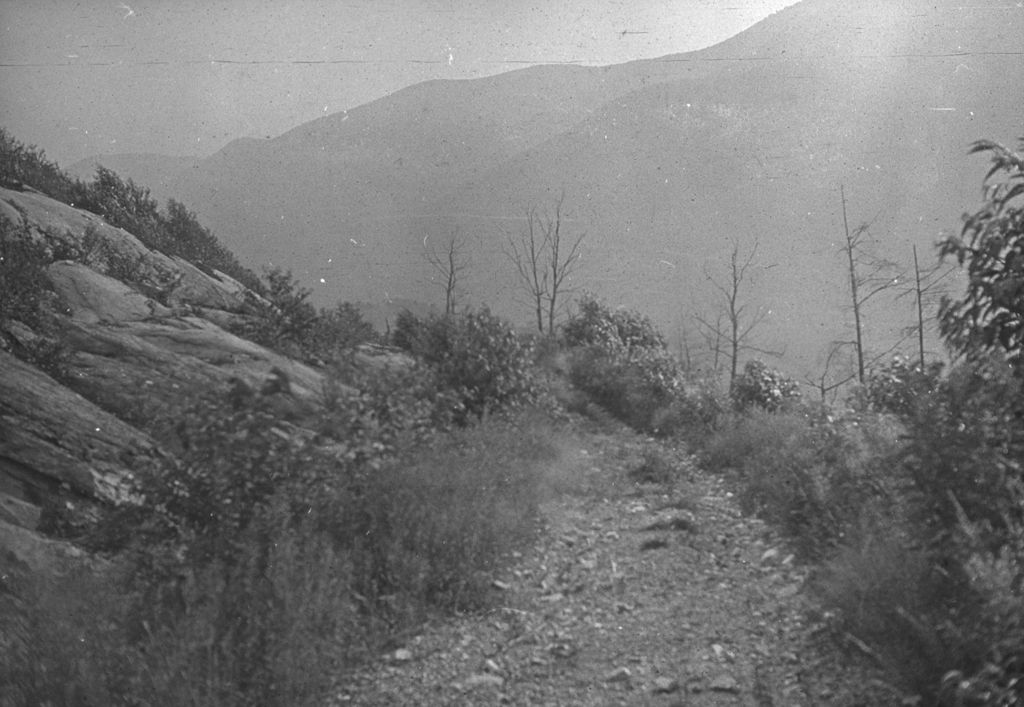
[[563, 295, 687, 434], [731, 359, 801, 412], [859, 355, 943, 416]]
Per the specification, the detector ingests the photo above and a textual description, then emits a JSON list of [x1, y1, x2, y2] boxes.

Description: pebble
[[604, 667, 632, 683], [464, 673, 505, 689], [652, 676, 680, 694], [392, 648, 412, 662], [709, 673, 741, 693]]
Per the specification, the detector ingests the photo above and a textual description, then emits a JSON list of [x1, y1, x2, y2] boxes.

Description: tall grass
[[2, 409, 558, 706], [698, 393, 1024, 704], [701, 408, 899, 559]]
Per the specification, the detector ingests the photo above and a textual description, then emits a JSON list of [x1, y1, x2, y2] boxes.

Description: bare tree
[[504, 195, 585, 334], [838, 185, 904, 383], [696, 240, 781, 389], [424, 228, 470, 315], [896, 244, 955, 368]]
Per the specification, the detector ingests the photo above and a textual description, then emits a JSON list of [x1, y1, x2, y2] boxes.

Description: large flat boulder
[[0, 350, 157, 515], [46, 260, 172, 324]]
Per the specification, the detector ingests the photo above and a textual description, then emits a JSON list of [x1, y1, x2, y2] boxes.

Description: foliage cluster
[[0, 126, 83, 203], [702, 407, 898, 559], [562, 293, 667, 351], [0, 128, 261, 291], [391, 307, 538, 420], [939, 138, 1024, 368], [236, 267, 377, 362], [0, 214, 70, 376], [858, 354, 943, 416], [562, 295, 688, 434], [0, 215, 51, 327], [4, 368, 555, 705], [730, 359, 802, 412]]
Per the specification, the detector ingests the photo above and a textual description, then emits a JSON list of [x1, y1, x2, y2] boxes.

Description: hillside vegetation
[[1, 130, 1023, 706]]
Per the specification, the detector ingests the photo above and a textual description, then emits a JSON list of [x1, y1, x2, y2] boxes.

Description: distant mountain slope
[[166, 0, 1024, 371]]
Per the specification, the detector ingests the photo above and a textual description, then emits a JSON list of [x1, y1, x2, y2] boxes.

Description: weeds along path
[[333, 421, 890, 706]]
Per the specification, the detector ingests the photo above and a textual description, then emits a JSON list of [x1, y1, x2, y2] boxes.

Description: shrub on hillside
[[321, 359, 465, 461], [0, 215, 70, 376], [703, 408, 898, 558], [562, 295, 685, 434], [900, 359, 1024, 551], [0, 215, 50, 327], [815, 534, 979, 699], [858, 355, 943, 416], [0, 127, 84, 204], [1, 128, 262, 292], [941, 518, 1024, 706], [311, 301, 378, 353], [238, 267, 319, 356], [730, 359, 802, 412], [161, 199, 263, 292], [665, 371, 728, 438], [237, 267, 377, 362], [563, 293, 666, 350], [390, 308, 537, 420], [50, 369, 554, 705]]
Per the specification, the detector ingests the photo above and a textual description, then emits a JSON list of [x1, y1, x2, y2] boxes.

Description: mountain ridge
[[72, 0, 1024, 372]]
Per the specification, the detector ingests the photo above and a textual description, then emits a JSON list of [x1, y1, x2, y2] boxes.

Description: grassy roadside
[[1, 406, 563, 707]]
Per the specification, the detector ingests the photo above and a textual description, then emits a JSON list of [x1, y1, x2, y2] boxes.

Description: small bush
[[0, 127, 85, 203], [900, 359, 1024, 551], [942, 515, 1024, 706], [815, 532, 979, 699], [0, 215, 51, 327], [311, 301, 378, 353], [731, 359, 802, 412], [703, 408, 897, 558], [858, 355, 943, 416], [563, 295, 684, 435], [237, 267, 378, 362], [161, 199, 263, 292], [390, 308, 537, 420], [563, 293, 666, 351], [657, 372, 727, 440], [0, 215, 72, 377]]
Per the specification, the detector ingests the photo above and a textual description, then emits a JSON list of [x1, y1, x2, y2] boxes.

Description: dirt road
[[334, 425, 897, 706]]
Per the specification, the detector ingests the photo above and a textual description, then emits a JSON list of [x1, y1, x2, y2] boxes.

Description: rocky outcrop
[[0, 349, 159, 515], [0, 186, 335, 547], [47, 260, 173, 324]]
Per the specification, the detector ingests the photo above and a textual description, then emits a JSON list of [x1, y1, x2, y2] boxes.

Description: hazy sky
[[0, 0, 797, 166]]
